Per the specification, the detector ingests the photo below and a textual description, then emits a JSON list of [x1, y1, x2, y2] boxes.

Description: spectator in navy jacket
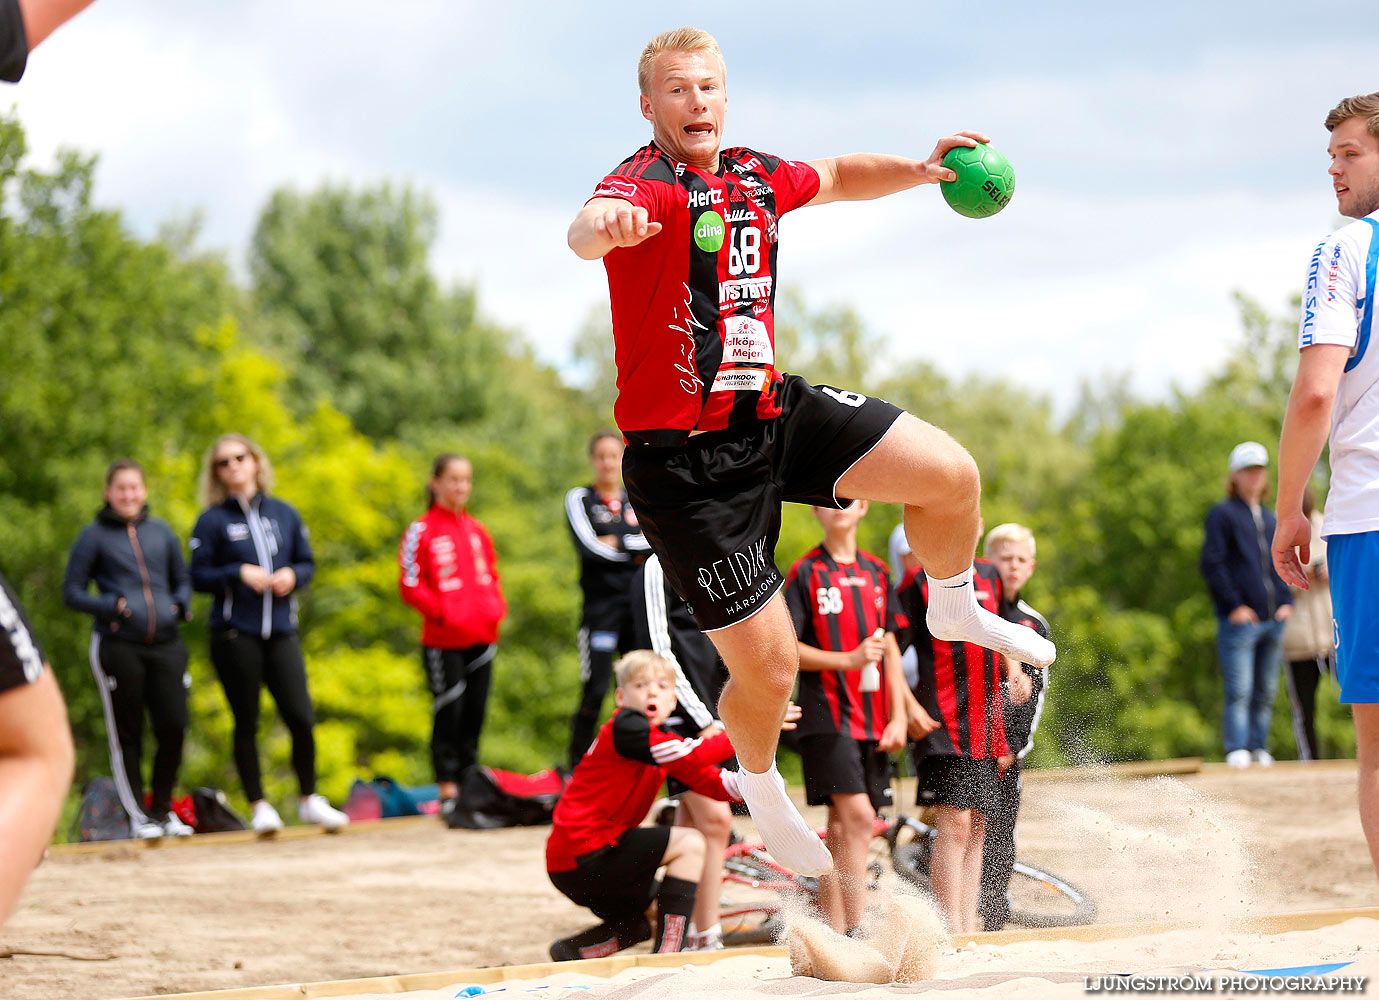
[[189, 434, 347, 833], [63, 459, 193, 839], [1200, 442, 1294, 768]]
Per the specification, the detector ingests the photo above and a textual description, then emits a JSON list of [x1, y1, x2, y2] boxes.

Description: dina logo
[[693, 210, 725, 252]]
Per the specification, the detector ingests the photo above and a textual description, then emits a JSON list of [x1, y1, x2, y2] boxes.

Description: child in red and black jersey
[[546, 651, 741, 961], [897, 557, 1025, 933], [783, 501, 927, 935]]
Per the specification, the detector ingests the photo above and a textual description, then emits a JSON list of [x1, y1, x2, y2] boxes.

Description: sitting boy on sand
[[546, 650, 742, 960]]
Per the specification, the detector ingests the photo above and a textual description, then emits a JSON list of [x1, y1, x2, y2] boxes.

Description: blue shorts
[[1326, 530, 1379, 704]]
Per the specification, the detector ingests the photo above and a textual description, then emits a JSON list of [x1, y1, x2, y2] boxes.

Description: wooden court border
[[118, 906, 1379, 1000]]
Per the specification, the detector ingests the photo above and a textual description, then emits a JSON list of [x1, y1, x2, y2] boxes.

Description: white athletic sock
[[925, 567, 1056, 668], [736, 763, 833, 877]]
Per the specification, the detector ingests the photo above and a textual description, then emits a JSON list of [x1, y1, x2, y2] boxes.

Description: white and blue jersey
[[1299, 209, 1379, 702], [1299, 210, 1379, 537]]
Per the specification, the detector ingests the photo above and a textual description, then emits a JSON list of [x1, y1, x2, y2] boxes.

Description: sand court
[[4, 762, 1375, 1000]]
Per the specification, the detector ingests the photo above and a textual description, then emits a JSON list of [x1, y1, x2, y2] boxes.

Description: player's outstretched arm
[[805, 131, 990, 207], [568, 198, 663, 260], [0, 668, 75, 926], [1272, 343, 1350, 588], [18, 0, 94, 50]]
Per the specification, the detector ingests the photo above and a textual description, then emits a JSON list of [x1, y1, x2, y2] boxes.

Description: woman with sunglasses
[[189, 434, 347, 833]]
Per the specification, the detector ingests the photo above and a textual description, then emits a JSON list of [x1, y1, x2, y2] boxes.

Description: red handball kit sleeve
[[546, 708, 740, 872]]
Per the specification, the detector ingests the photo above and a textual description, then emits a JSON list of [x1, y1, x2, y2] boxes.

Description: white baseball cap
[[1228, 441, 1269, 473]]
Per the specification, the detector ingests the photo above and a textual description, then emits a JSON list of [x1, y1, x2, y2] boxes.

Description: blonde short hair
[[1325, 92, 1379, 139], [983, 522, 1036, 559], [615, 650, 677, 688], [199, 433, 275, 508], [637, 26, 725, 96]]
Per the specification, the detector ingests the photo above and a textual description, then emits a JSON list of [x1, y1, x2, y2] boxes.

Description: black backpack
[[445, 766, 566, 829], [74, 777, 131, 842], [190, 787, 248, 833]]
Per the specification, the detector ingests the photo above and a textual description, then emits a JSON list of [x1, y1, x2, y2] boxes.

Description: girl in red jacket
[[399, 454, 507, 806]]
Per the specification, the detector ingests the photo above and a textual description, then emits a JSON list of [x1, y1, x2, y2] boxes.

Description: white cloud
[[5, 1, 1374, 414]]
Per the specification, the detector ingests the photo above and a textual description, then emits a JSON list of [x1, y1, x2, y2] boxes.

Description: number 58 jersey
[[591, 142, 820, 446]]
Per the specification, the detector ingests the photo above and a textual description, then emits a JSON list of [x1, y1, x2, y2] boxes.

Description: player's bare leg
[[837, 413, 1055, 669], [1354, 703, 1379, 879], [676, 791, 731, 937], [930, 805, 973, 933], [0, 670, 75, 925], [959, 811, 989, 933], [818, 792, 874, 932], [710, 596, 833, 876]]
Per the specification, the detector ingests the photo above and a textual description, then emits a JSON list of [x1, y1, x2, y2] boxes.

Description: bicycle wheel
[[1005, 860, 1097, 928], [719, 848, 808, 946], [888, 816, 935, 894]]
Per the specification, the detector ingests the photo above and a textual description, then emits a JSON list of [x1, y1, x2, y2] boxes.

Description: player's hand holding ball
[[929, 132, 1016, 219]]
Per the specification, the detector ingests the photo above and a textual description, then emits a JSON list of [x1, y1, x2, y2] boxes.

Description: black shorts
[[914, 753, 999, 817], [0, 571, 45, 696], [548, 825, 671, 924], [800, 734, 894, 810], [623, 375, 902, 632]]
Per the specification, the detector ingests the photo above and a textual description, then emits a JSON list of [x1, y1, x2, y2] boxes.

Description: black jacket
[[1200, 497, 1293, 620], [189, 493, 314, 637], [63, 506, 191, 644]]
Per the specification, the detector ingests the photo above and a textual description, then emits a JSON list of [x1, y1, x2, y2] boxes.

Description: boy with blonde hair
[[978, 522, 1049, 930], [546, 651, 741, 960]]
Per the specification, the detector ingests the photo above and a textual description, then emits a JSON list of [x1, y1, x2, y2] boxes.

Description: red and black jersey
[[546, 708, 740, 872], [784, 546, 899, 741], [591, 143, 821, 445], [896, 560, 1010, 761]]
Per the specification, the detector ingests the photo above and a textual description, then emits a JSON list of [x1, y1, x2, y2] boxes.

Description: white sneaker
[[686, 924, 724, 952], [251, 800, 284, 833], [1225, 749, 1252, 768], [1252, 749, 1275, 767], [298, 793, 349, 831], [133, 817, 164, 839], [161, 812, 194, 837]]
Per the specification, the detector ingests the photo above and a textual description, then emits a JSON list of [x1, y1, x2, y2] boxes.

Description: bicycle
[[717, 799, 1096, 946]]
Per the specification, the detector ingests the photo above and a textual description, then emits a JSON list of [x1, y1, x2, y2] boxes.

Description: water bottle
[[858, 628, 885, 692]]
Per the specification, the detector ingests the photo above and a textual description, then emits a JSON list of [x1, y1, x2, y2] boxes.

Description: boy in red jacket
[[547, 650, 741, 960]]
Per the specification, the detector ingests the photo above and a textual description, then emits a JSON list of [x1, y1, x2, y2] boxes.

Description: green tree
[[248, 183, 511, 439]]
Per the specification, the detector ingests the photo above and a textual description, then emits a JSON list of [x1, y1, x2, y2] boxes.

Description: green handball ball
[[940, 143, 1015, 219]]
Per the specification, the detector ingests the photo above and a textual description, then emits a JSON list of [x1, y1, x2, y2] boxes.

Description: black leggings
[[569, 622, 624, 766], [978, 766, 1022, 931], [90, 634, 188, 821], [1285, 656, 1330, 761], [210, 630, 316, 802], [423, 644, 495, 784]]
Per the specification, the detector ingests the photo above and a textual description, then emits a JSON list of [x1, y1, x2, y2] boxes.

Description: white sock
[[735, 763, 833, 877], [925, 567, 1056, 668]]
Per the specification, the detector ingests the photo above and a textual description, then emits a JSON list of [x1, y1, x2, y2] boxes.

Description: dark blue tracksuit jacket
[[63, 505, 191, 644], [189, 494, 314, 638], [1200, 497, 1293, 620]]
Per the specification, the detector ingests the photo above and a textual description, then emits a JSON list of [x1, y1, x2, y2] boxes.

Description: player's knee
[[699, 803, 732, 842], [673, 827, 707, 864], [835, 795, 874, 835], [937, 806, 973, 838]]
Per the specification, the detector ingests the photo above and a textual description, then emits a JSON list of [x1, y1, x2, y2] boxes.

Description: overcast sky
[[9, 1, 1378, 409]]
